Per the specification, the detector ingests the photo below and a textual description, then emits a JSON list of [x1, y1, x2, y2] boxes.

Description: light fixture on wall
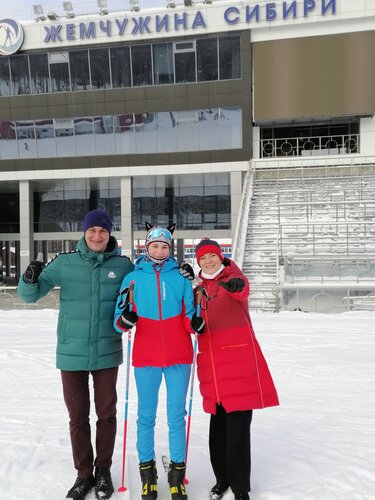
[[62, 2, 75, 18], [97, 0, 108, 15], [129, 0, 140, 12], [33, 4, 46, 21], [184, 0, 193, 6], [47, 11, 59, 20], [167, 0, 176, 7]]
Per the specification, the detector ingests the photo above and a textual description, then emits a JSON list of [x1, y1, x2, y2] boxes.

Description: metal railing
[[0, 286, 59, 310], [232, 168, 253, 268], [283, 254, 375, 284], [278, 221, 375, 257], [277, 199, 375, 224], [260, 133, 359, 158]]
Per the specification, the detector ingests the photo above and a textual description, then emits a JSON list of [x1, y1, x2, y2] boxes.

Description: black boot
[[66, 475, 95, 500], [95, 467, 114, 499], [139, 460, 158, 499], [209, 482, 230, 500], [168, 462, 187, 500], [234, 494, 249, 500]]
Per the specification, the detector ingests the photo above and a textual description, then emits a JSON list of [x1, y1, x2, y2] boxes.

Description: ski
[[161, 454, 170, 474]]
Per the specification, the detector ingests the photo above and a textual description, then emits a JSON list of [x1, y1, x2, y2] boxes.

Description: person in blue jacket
[[114, 223, 196, 500]]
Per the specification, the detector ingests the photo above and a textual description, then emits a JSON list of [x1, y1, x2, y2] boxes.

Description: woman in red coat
[[190, 239, 279, 500]]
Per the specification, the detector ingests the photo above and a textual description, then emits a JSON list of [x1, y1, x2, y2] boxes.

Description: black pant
[[61, 367, 119, 478], [209, 404, 253, 495]]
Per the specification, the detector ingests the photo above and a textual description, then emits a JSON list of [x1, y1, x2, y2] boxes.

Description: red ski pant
[[61, 367, 119, 478]]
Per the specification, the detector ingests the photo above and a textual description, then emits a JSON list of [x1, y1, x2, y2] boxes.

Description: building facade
[[0, 0, 374, 282]]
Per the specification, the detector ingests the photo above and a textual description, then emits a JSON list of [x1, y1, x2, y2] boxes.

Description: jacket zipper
[[155, 269, 165, 365]]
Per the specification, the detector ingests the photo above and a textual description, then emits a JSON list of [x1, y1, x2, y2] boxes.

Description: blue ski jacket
[[114, 256, 195, 367]]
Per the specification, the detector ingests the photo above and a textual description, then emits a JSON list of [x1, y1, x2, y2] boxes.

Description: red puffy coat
[[195, 259, 279, 414]]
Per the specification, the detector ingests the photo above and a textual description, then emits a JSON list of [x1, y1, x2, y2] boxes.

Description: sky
[[1, 308, 375, 499]]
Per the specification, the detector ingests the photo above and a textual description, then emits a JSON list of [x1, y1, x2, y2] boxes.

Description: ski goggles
[[145, 227, 173, 248], [147, 228, 172, 240]]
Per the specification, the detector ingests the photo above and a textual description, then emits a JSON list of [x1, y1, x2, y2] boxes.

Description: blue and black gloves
[[191, 313, 205, 334], [119, 304, 138, 329], [219, 278, 245, 293], [179, 261, 195, 281]]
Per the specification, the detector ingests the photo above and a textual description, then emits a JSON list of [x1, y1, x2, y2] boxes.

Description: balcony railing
[[260, 133, 359, 158]]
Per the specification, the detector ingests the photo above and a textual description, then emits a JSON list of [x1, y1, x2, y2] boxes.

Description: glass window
[[204, 172, 229, 195], [29, 53, 50, 94], [89, 48, 111, 90], [15, 120, 35, 140], [0, 187, 19, 233], [153, 43, 174, 85], [219, 107, 242, 149], [156, 197, 171, 227], [0, 107, 242, 160], [55, 118, 75, 156], [198, 108, 220, 150], [110, 46, 131, 88], [114, 114, 136, 154], [15, 120, 36, 158], [131, 45, 152, 86], [175, 51, 196, 83], [197, 38, 218, 82], [70, 50, 90, 91], [219, 36, 241, 80], [74, 117, 94, 155], [0, 57, 11, 96], [132, 174, 230, 232], [49, 52, 70, 92], [133, 197, 156, 231], [35, 119, 55, 158], [175, 111, 199, 151], [10, 55, 30, 95], [34, 179, 90, 232], [94, 115, 115, 155], [135, 113, 156, 153], [156, 112, 178, 152], [0, 121, 17, 159]]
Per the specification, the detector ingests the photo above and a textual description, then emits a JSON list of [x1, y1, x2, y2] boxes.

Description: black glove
[[191, 313, 205, 334], [23, 260, 44, 284], [179, 261, 195, 281], [119, 304, 138, 329], [219, 278, 245, 293]]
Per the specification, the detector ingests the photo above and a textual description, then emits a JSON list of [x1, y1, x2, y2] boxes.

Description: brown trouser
[[61, 367, 119, 478]]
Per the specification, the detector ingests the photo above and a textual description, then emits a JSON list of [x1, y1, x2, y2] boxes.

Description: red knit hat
[[195, 238, 224, 263]]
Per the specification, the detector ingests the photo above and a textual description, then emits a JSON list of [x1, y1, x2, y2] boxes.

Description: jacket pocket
[[59, 314, 67, 343], [221, 343, 249, 350]]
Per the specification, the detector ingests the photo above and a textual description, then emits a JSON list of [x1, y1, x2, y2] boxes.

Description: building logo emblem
[[0, 19, 24, 56]]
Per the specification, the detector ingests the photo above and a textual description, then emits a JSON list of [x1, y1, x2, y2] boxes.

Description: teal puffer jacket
[[17, 236, 134, 371]]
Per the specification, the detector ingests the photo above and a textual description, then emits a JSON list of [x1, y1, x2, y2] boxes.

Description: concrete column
[[177, 238, 184, 262], [230, 171, 243, 241], [120, 177, 133, 258], [19, 180, 34, 274]]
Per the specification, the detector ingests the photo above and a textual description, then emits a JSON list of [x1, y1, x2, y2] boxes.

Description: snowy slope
[[1, 310, 375, 500]]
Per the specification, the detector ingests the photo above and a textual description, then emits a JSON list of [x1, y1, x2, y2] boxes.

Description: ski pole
[[184, 286, 203, 485], [118, 282, 135, 493]]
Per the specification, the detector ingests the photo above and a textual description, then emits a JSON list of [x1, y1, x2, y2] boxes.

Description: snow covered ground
[[1, 309, 375, 500]]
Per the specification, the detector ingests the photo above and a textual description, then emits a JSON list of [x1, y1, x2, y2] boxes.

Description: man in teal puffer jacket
[[18, 209, 134, 500]]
